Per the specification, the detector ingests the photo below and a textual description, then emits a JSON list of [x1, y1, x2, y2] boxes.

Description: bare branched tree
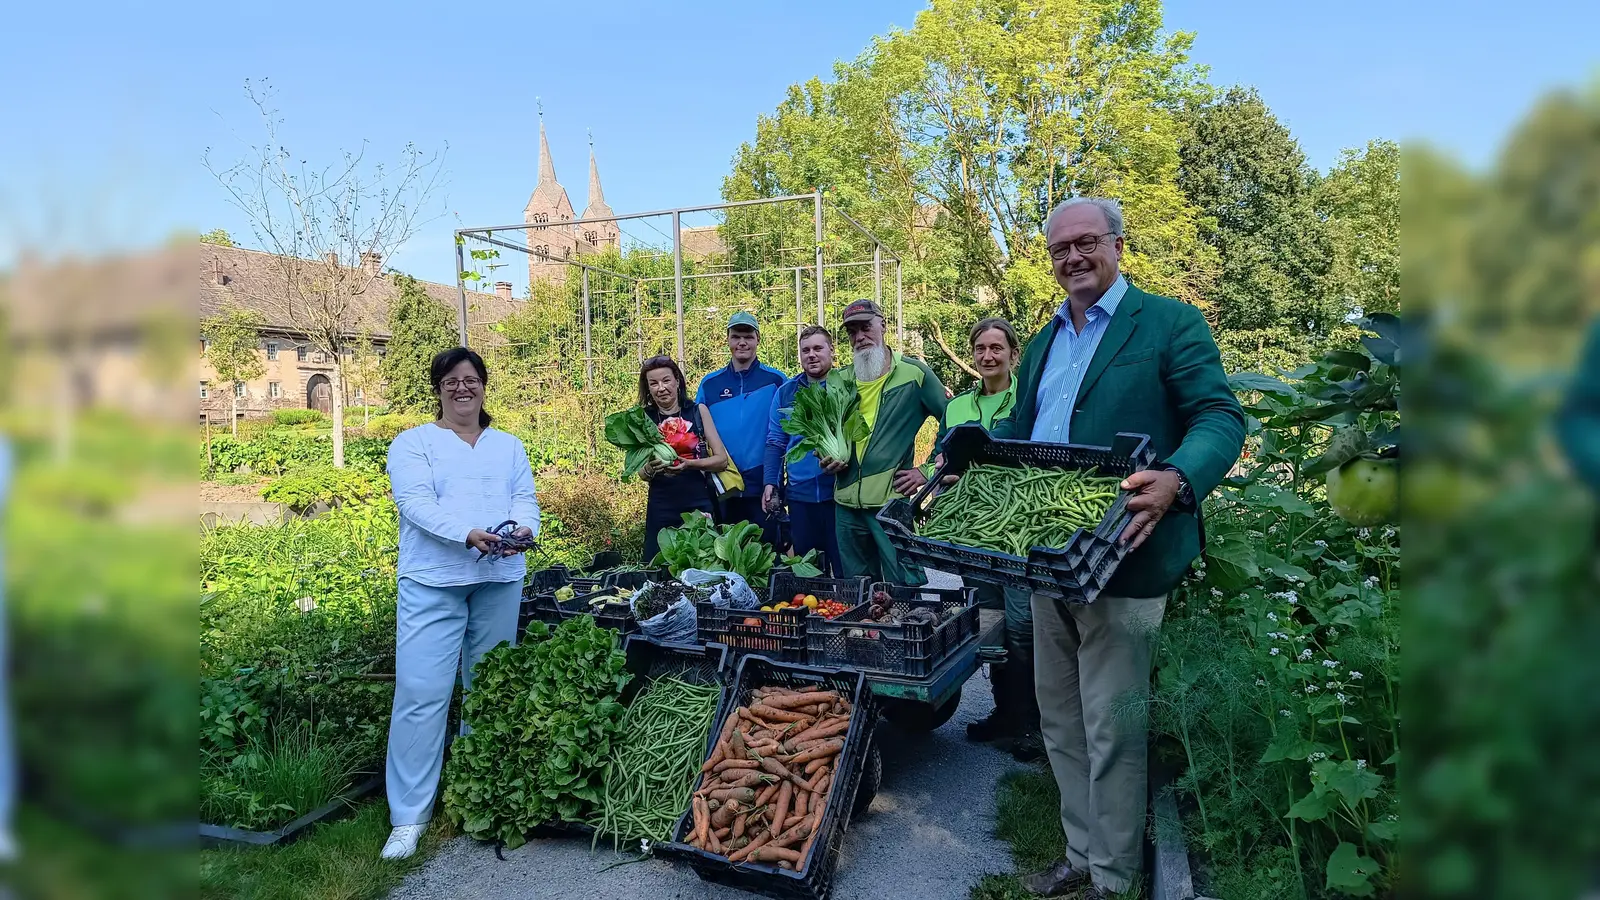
[[204, 79, 446, 466]]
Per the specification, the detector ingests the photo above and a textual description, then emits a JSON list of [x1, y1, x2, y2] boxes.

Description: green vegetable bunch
[[441, 616, 631, 849], [603, 406, 677, 477], [780, 377, 868, 464], [651, 513, 824, 581]]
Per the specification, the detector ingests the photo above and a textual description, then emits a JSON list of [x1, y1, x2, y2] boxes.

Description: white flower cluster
[[1348, 671, 1364, 680], [1305, 683, 1320, 693], [1313, 539, 1328, 548], [1211, 587, 1223, 598], [1325, 681, 1339, 690], [1270, 647, 1281, 656], [1364, 576, 1380, 588], [1267, 611, 1279, 622], [1382, 526, 1396, 539], [1279, 709, 1292, 717], [1356, 759, 1368, 769], [1255, 677, 1267, 687], [1307, 752, 1329, 763], [1269, 590, 1299, 604], [1266, 632, 1289, 641], [1322, 659, 1340, 669], [1299, 649, 1314, 661], [1336, 692, 1348, 703]]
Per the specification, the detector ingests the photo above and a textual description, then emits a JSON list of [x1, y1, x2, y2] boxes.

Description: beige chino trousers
[[1031, 590, 1167, 894]]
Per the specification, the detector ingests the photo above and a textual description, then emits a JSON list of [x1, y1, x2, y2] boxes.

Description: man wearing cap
[[817, 299, 948, 585], [696, 312, 788, 544]]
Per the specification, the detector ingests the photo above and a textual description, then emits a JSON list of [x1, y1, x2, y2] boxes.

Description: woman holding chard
[[605, 355, 730, 562]]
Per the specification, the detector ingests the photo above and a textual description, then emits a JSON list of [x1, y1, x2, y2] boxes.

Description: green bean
[[593, 676, 721, 851]]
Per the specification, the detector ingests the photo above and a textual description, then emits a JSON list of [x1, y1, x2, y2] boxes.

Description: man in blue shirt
[[696, 312, 787, 546], [763, 325, 843, 576]]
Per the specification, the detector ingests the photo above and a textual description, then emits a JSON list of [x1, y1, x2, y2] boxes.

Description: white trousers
[[385, 577, 520, 826]]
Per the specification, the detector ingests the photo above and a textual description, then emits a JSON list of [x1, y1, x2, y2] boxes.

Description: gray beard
[[853, 345, 890, 381]]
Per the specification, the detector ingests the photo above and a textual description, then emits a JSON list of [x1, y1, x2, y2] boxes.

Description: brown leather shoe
[[1019, 860, 1090, 896]]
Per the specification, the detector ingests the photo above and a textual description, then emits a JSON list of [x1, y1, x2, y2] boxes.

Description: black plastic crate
[[560, 586, 640, 635], [805, 583, 978, 678], [657, 655, 878, 900], [604, 567, 671, 592], [876, 425, 1155, 604], [767, 572, 870, 614], [619, 636, 729, 701], [520, 566, 605, 633], [697, 601, 809, 663]]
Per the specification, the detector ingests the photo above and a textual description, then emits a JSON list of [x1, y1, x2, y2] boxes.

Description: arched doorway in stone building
[[306, 374, 332, 414]]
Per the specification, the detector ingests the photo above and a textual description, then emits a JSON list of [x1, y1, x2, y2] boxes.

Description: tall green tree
[[200, 228, 235, 247], [201, 304, 266, 436], [1178, 86, 1336, 371], [723, 0, 1216, 384], [1317, 139, 1400, 317], [381, 274, 456, 413]]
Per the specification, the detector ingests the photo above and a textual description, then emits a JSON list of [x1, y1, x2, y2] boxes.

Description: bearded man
[[816, 299, 948, 585]]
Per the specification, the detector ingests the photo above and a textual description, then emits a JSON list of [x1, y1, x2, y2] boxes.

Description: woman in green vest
[[936, 318, 1042, 760]]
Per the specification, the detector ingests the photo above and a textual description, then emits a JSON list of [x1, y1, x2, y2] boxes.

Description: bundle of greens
[[781, 379, 868, 464], [651, 513, 823, 581], [441, 616, 631, 849], [604, 406, 678, 476]]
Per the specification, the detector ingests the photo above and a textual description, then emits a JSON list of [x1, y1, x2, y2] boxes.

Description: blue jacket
[[696, 359, 787, 477], [764, 372, 839, 503]]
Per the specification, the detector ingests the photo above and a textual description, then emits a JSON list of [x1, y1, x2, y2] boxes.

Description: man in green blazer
[[989, 198, 1245, 898]]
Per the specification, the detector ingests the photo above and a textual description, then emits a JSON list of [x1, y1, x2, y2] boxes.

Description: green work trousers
[[835, 504, 925, 586]]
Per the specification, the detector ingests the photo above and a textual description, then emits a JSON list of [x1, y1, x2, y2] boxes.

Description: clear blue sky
[[1, 0, 1594, 282]]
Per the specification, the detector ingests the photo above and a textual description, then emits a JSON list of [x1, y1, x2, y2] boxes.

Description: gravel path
[[388, 591, 1023, 900]]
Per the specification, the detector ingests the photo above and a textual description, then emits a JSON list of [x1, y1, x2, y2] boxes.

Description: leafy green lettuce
[[603, 406, 678, 476], [781, 378, 868, 464]]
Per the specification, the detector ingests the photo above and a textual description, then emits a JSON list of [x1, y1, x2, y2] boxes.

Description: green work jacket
[[834, 352, 948, 509]]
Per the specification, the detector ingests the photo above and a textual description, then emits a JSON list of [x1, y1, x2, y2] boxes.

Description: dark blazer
[[991, 283, 1246, 597]]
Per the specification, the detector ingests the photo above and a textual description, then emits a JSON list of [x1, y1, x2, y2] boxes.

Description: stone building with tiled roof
[[198, 242, 521, 422]]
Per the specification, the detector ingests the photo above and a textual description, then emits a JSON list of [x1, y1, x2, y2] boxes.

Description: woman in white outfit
[[380, 347, 539, 860]]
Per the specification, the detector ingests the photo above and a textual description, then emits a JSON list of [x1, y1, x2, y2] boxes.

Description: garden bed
[[200, 771, 385, 848]]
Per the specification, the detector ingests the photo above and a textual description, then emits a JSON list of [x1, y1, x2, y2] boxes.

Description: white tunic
[[387, 423, 540, 587]]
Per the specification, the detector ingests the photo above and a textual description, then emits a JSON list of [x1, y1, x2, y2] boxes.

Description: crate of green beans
[[592, 638, 731, 850], [876, 425, 1156, 604]]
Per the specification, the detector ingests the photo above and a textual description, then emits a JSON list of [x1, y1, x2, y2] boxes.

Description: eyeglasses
[[441, 377, 482, 390], [1048, 232, 1119, 261]]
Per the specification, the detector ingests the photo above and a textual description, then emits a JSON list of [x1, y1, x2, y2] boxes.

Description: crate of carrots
[[876, 424, 1157, 604], [659, 655, 878, 900]]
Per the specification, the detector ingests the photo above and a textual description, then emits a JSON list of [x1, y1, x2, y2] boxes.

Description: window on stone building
[[266, 341, 279, 361], [585, 230, 598, 244], [533, 212, 548, 224], [537, 244, 550, 256], [234, 383, 247, 398], [199, 381, 209, 399], [297, 345, 309, 362], [269, 381, 282, 399]]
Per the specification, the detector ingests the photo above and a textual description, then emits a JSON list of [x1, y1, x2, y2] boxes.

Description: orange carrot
[[713, 758, 759, 774], [751, 704, 811, 723], [727, 830, 771, 862], [749, 846, 802, 864], [788, 739, 843, 766], [769, 781, 792, 840]]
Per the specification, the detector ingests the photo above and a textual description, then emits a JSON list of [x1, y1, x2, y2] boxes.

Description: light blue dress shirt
[[1030, 275, 1129, 444], [387, 423, 540, 587]]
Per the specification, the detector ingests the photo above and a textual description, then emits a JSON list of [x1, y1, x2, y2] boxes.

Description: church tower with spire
[[580, 133, 620, 252], [524, 109, 579, 288]]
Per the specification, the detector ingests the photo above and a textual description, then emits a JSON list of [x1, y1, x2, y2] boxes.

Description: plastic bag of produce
[[680, 569, 759, 611], [632, 581, 698, 644]]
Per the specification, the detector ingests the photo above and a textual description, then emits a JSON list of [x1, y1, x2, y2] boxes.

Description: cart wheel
[[881, 686, 963, 733], [851, 740, 882, 820]]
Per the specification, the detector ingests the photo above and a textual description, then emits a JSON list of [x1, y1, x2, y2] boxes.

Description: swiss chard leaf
[[603, 406, 677, 476]]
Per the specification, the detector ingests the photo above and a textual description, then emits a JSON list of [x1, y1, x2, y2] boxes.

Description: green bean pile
[[919, 464, 1123, 557], [594, 675, 722, 847]]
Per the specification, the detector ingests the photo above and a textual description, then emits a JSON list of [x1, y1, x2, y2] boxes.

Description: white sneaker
[[380, 823, 426, 860]]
